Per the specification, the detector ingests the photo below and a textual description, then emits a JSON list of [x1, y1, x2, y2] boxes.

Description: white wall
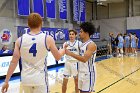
[[109, 2, 127, 18], [0, 0, 15, 18], [93, 18, 126, 40], [0, 17, 16, 49], [127, 16, 140, 29], [96, 1, 128, 19], [86, 1, 93, 21], [97, 5, 109, 19]]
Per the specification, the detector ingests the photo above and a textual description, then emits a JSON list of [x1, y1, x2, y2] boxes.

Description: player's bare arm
[[46, 35, 65, 61], [66, 42, 96, 63], [1, 38, 21, 93]]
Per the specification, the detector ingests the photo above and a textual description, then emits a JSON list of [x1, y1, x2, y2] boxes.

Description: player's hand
[[63, 43, 68, 49], [1, 82, 9, 93], [65, 49, 71, 56], [59, 49, 65, 55]]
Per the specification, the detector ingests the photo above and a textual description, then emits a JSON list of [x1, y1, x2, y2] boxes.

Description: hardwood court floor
[[101, 70, 140, 93], [50, 53, 140, 93], [0, 52, 140, 93]]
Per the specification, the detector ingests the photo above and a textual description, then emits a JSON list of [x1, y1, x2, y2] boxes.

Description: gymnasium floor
[[0, 52, 140, 93]]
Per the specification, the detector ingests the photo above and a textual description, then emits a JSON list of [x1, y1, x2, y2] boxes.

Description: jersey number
[[29, 43, 37, 57]]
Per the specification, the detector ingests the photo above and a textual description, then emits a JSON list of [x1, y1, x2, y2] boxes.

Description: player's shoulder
[[77, 40, 82, 44], [46, 35, 55, 44], [46, 35, 53, 39], [88, 41, 97, 48]]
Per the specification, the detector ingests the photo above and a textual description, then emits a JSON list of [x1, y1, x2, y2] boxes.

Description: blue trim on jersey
[[19, 36, 23, 50], [63, 74, 70, 78], [79, 89, 89, 92], [85, 41, 97, 72], [88, 61, 90, 72], [67, 40, 77, 47], [89, 72, 92, 91], [81, 39, 91, 47], [93, 69, 95, 92], [92, 57, 95, 71], [85, 40, 93, 51], [44, 57, 48, 93], [77, 62, 78, 70], [19, 58, 22, 81], [78, 41, 80, 55], [79, 89, 95, 92], [28, 31, 42, 36], [45, 34, 50, 51], [92, 72, 95, 92]]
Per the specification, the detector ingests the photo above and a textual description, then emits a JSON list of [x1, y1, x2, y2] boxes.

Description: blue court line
[[95, 55, 109, 62]]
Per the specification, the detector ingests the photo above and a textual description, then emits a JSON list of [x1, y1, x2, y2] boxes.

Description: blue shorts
[[124, 43, 130, 48], [118, 43, 123, 48], [131, 42, 136, 48]]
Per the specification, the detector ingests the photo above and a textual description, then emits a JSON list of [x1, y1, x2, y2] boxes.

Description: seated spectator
[[0, 45, 13, 54]]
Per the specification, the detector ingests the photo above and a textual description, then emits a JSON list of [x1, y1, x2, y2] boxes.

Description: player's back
[[125, 35, 130, 43], [20, 32, 48, 86], [118, 36, 124, 43], [131, 35, 136, 43]]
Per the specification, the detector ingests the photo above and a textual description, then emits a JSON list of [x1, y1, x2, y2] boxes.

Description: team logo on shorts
[[0, 29, 12, 45]]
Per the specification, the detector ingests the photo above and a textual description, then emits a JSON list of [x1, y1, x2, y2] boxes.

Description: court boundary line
[[96, 66, 140, 93]]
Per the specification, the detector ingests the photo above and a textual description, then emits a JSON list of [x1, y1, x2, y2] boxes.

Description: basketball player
[[65, 22, 97, 93], [124, 33, 130, 56], [62, 30, 82, 93], [1, 13, 65, 93], [134, 33, 139, 55], [130, 33, 137, 56], [117, 33, 124, 57], [107, 33, 113, 57]]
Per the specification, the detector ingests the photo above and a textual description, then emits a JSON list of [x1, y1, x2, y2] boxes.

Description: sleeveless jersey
[[118, 36, 124, 43], [78, 39, 97, 73], [20, 32, 48, 86], [124, 35, 130, 44], [131, 35, 136, 43], [65, 40, 81, 62]]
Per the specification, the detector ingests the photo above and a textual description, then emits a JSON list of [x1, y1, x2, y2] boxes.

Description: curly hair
[[80, 22, 95, 36]]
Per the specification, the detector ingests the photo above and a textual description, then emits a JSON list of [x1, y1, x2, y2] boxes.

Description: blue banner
[[17, 26, 69, 41], [46, 0, 56, 19], [79, 0, 85, 22], [17, 0, 30, 16], [59, 0, 67, 20], [73, 0, 79, 21], [32, 0, 44, 17]]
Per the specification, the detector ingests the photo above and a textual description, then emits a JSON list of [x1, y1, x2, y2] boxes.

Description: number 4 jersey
[[20, 32, 48, 86]]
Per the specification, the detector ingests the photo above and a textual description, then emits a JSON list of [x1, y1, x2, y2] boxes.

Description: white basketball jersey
[[65, 40, 81, 62], [79, 39, 96, 73], [20, 32, 48, 86]]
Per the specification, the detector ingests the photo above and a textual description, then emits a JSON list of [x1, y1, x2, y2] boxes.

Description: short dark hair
[[80, 22, 95, 36], [69, 30, 77, 35], [28, 13, 42, 29]]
